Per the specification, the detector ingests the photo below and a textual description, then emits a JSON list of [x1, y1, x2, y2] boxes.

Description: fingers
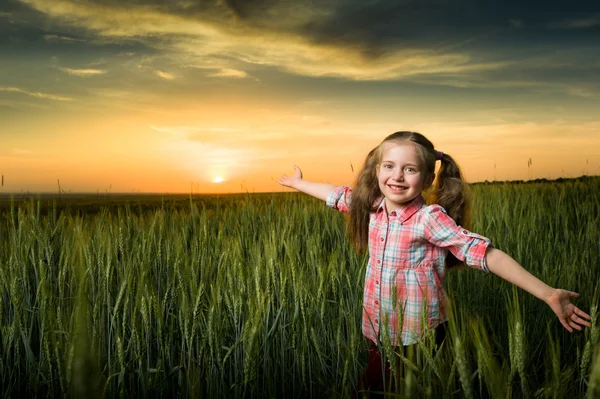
[[560, 319, 574, 333], [568, 317, 583, 331], [278, 166, 303, 187], [276, 174, 287, 185], [560, 315, 582, 332], [574, 307, 592, 321], [276, 174, 292, 187], [571, 308, 592, 327], [561, 307, 592, 333]]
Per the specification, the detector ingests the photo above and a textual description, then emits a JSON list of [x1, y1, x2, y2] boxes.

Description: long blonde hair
[[350, 132, 469, 266]]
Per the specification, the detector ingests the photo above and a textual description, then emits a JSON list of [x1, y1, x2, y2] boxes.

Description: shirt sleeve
[[422, 205, 492, 272], [325, 186, 352, 214]]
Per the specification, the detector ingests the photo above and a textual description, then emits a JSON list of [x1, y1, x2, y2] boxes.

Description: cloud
[[550, 15, 600, 29], [155, 70, 175, 80], [16, 0, 600, 89], [171, 30, 507, 82], [207, 68, 249, 78], [0, 87, 72, 101], [18, 0, 501, 82], [59, 67, 106, 76], [43, 34, 85, 42], [19, 0, 226, 38]]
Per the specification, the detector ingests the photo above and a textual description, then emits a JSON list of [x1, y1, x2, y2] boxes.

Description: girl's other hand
[[277, 165, 303, 189], [546, 289, 592, 332]]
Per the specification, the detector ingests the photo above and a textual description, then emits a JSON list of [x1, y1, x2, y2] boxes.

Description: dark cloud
[[218, 0, 278, 20], [1, 0, 36, 13], [4, 0, 600, 91], [9, 0, 600, 52], [0, 0, 48, 44], [73, 0, 277, 19], [297, 0, 600, 52], [0, 1, 158, 59]]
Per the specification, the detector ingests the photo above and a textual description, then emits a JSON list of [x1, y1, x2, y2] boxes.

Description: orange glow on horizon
[[2, 117, 599, 194]]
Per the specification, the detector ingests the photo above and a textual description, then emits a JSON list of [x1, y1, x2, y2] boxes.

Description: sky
[[1, 0, 600, 194]]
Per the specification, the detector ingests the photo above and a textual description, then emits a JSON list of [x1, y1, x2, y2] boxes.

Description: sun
[[212, 176, 225, 183]]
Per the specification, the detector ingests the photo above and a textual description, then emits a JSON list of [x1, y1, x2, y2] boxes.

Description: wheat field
[[0, 177, 599, 398]]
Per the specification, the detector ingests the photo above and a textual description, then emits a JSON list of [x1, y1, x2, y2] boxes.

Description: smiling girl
[[277, 131, 591, 396]]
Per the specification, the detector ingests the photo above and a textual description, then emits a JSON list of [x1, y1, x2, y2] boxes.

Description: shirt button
[[375, 319, 378, 324], [377, 259, 381, 264], [380, 237, 384, 242], [390, 211, 396, 216], [375, 300, 379, 305], [462, 229, 468, 234], [375, 280, 379, 285]]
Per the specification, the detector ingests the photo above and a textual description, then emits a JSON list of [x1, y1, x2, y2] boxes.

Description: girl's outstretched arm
[[277, 165, 337, 201], [485, 247, 591, 332]]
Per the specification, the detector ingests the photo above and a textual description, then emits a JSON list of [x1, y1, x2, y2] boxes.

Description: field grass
[[0, 177, 599, 398]]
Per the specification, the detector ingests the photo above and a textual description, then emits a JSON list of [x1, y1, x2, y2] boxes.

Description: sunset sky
[[2, 0, 600, 194]]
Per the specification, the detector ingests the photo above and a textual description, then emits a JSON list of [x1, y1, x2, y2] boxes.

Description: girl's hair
[[350, 132, 469, 267]]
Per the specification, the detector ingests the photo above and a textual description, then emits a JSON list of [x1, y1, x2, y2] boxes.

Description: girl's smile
[[387, 184, 408, 192]]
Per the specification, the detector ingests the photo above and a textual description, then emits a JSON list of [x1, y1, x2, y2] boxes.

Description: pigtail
[[349, 147, 381, 253], [430, 153, 470, 268], [431, 153, 469, 228]]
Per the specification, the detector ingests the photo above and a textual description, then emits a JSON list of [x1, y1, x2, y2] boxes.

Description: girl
[[277, 131, 591, 395]]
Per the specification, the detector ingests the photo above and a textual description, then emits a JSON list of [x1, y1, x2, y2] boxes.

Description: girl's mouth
[[388, 185, 407, 193]]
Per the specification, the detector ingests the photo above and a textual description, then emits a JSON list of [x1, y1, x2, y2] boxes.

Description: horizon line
[[0, 174, 597, 197]]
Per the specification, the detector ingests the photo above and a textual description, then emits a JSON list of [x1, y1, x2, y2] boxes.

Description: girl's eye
[[405, 167, 415, 173], [384, 164, 393, 169]]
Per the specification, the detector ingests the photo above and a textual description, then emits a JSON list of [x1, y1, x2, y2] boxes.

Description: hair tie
[[435, 151, 444, 161]]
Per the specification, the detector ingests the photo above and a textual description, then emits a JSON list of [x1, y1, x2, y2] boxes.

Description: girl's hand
[[546, 289, 591, 332], [277, 165, 303, 189]]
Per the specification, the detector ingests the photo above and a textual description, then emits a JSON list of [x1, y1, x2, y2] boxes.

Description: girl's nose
[[392, 169, 404, 181]]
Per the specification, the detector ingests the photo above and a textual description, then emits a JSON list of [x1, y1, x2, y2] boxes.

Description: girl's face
[[376, 142, 434, 211]]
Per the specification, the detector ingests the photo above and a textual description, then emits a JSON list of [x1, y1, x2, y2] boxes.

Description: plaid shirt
[[326, 186, 492, 346]]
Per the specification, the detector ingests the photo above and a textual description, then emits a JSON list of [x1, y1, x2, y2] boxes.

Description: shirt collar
[[376, 195, 425, 223]]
